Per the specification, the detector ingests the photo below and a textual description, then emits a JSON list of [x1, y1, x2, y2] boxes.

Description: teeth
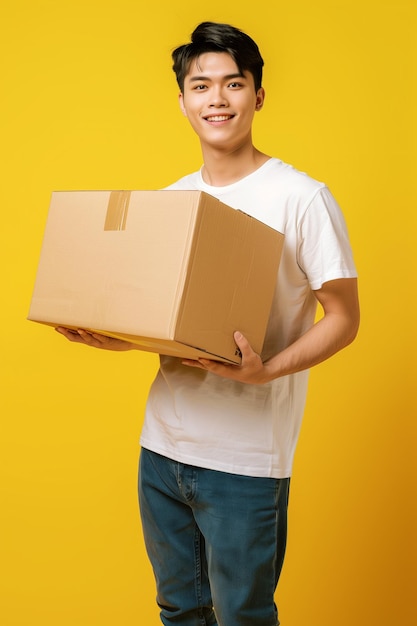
[[206, 115, 231, 122]]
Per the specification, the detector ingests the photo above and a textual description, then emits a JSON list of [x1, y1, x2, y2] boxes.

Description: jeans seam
[[194, 525, 210, 626]]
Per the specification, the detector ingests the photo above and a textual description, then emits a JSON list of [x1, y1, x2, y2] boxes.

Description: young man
[[57, 22, 359, 626]]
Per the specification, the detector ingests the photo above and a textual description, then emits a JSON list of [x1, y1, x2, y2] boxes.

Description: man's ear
[[255, 87, 265, 111], [179, 93, 187, 117]]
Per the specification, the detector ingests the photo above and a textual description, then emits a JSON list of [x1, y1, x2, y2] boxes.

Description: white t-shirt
[[140, 158, 357, 478]]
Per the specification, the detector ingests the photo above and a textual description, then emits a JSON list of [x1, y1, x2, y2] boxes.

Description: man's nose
[[209, 87, 228, 107]]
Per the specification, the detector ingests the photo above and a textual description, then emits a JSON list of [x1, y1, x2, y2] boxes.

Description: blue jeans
[[138, 448, 290, 626]]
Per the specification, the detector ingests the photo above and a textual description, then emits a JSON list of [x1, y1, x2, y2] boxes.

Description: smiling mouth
[[204, 114, 234, 122]]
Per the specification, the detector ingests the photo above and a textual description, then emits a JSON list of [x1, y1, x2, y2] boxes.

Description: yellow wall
[[1, 1, 415, 624]]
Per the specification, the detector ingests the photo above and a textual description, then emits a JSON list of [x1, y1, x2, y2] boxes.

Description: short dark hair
[[172, 22, 264, 92]]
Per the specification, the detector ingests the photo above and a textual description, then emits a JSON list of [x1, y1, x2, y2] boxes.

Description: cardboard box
[[28, 190, 284, 364]]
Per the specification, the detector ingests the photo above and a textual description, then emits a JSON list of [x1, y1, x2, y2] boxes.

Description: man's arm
[[182, 277, 360, 385]]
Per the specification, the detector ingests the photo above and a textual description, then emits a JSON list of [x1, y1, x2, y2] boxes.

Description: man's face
[[179, 52, 264, 153]]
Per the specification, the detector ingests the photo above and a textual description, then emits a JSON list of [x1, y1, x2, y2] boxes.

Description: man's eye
[[194, 84, 207, 90], [228, 82, 242, 88]]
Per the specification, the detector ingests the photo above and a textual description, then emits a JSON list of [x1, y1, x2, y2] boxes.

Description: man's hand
[[182, 278, 360, 385], [182, 331, 272, 385], [55, 327, 134, 351]]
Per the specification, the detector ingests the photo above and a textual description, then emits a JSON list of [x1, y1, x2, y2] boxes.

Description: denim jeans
[[138, 448, 290, 626]]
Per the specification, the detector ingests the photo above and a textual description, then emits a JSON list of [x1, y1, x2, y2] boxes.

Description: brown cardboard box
[[28, 190, 284, 364]]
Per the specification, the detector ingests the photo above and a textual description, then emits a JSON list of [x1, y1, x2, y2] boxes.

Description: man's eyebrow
[[188, 72, 246, 83]]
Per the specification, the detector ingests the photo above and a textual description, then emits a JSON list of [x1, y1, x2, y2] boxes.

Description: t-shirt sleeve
[[298, 186, 358, 290]]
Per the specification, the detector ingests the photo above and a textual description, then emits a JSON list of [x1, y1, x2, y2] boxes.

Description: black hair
[[172, 22, 264, 92]]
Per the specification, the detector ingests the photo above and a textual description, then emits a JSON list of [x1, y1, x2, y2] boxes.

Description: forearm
[[182, 278, 360, 385], [263, 310, 359, 381]]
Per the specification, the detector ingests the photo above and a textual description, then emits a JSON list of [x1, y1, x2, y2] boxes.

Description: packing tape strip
[[104, 191, 131, 231]]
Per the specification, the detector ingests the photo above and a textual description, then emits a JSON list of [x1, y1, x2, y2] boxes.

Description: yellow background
[[1, 1, 416, 624]]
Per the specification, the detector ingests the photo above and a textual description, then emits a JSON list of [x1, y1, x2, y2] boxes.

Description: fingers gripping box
[[28, 190, 284, 364]]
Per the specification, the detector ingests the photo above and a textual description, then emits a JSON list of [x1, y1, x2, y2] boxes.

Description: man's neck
[[200, 144, 270, 187]]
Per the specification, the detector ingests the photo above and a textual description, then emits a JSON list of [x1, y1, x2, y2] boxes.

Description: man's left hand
[[182, 331, 272, 385]]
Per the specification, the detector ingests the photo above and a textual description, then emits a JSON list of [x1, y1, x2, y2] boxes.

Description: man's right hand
[[55, 327, 134, 351]]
